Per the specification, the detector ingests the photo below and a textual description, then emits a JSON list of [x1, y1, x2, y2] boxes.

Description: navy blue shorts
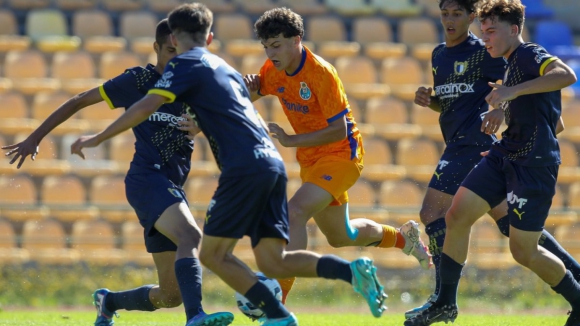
[[428, 145, 490, 195], [125, 173, 186, 253], [460, 150, 558, 232], [203, 171, 290, 248]]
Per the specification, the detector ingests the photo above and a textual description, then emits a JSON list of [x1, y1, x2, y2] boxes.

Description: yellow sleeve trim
[[540, 57, 558, 76], [148, 89, 177, 103], [98, 84, 116, 110]]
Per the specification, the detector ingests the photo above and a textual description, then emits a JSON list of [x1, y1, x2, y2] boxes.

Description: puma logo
[[434, 171, 443, 180], [513, 208, 525, 220], [205, 214, 211, 224], [169, 61, 179, 69], [432, 66, 438, 75]]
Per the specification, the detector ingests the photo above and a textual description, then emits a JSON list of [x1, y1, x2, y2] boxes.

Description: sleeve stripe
[[540, 57, 558, 76], [98, 85, 116, 110], [327, 108, 349, 123], [147, 89, 177, 103]]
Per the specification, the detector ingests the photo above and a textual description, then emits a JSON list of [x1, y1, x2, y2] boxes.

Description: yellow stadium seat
[[414, 0, 440, 18], [278, 0, 328, 15], [0, 219, 30, 264], [0, 10, 30, 52], [73, 10, 125, 53], [90, 175, 127, 207], [215, 14, 254, 42], [396, 138, 440, 183], [380, 57, 424, 101], [26, 9, 80, 52], [411, 104, 443, 141], [40, 175, 86, 205], [0, 92, 28, 119], [9, 0, 49, 9], [99, 51, 142, 80], [334, 56, 390, 99], [325, 0, 376, 16], [555, 222, 580, 257], [22, 218, 80, 264], [79, 101, 123, 131], [72, 219, 125, 265], [398, 17, 439, 45], [306, 16, 360, 58], [55, 0, 95, 10], [371, 0, 423, 17], [31, 91, 88, 134], [102, 0, 143, 11], [366, 96, 421, 140], [51, 51, 96, 79], [349, 180, 376, 207], [353, 17, 406, 60], [233, 0, 275, 14], [379, 179, 423, 209], [240, 54, 268, 76], [60, 134, 114, 176], [568, 182, 580, 210], [4, 50, 60, 95], [185, 176, 219, 208], [559, 139, 580, 184], [119, 11, 157, 40], [360, 137, 406, 182], [0, 175, 37, 205], [121, 220, 155, 266], [109, 131, 136, 173]]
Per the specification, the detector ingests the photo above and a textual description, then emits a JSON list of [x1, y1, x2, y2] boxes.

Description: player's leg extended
[[154, 202, 233, 326], [489, 200, 580, 281], [404, 187, 454, 319]]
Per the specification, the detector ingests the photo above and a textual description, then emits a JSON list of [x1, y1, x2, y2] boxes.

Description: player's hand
[[70, 134, 101, 159], [481, 109, 504, 135], [177, 114, 201, 140], [243, 74, 260, 92], [268, 122, 291, 147], [2, 136, 40, 169], [414, 86, 433, 107], [486, 82, 517, 109], [480, 150, 489, 157]]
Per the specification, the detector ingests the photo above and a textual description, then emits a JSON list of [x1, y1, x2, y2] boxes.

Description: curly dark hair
[[254, 7, 304, 40], [477, 0, 525, 34], [439, 0, 480, 13], [168, 3, 213, 44]]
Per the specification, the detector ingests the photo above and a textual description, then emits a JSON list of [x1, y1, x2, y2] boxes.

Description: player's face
[[261, 34, 301, 73], [439, 1, 474, 45], [481, 18, 518, 58], [155, 37, 178, 69]]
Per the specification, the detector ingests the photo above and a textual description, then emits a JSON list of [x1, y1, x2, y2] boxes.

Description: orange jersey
[[258, 46, 364, 166]]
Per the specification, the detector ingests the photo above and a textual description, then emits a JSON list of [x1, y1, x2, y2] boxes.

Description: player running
[[406, 0, 580, 320], [244, 7, 432, 303], [70, 4, 388, 326], [405, 1, 580, 325], [3, 19, 233, 326]]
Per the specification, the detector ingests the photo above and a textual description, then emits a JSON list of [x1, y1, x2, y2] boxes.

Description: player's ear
[[206, 32, 214, 47], [153, 42, 160, 55], [294, 35, 301, 46], [511, 24, 519, 36], [170, 33, 177, 48]]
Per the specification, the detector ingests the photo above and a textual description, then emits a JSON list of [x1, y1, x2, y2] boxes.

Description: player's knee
[[509, 242, 533, 267], [419, 206, 441, 225], [199, 249, 226, 270], [325, 235, 348, 248]]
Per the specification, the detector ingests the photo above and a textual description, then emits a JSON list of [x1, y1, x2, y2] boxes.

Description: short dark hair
[[439, 0, 479, 13], [254, 7, 304, 40], [477, 0, 526, 34], [167, 3, 213, 44], [155, 18, 172, 47]]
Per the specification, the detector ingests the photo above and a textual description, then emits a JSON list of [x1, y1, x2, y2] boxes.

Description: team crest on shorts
[[299, 82, 311, 100]]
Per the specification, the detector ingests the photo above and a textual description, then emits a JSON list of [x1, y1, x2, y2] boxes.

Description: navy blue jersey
[[432, 33, 506, 146], [492, 42, 561, 166], [148, 47, 285, 177], [100, 64, 193, 186]]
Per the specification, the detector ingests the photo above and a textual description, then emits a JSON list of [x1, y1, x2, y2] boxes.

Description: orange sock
[[277, 277, 296, 304], [376, 225, 406, 249]]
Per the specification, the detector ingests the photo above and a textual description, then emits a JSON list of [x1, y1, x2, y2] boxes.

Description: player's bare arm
[[243, 74, 262, 102], [3, 87, 103, 168], [414, 86, 441, 112], [486, 60, 577, 109], [268, 115, 346, 148], [71, 94, 167, 159], [177, 114, 202, 140]]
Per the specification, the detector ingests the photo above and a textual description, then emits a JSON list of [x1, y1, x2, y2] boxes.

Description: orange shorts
[[299, 156, 363, 206]]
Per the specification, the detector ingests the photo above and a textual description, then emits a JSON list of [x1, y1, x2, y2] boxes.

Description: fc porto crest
[[299, 81, 311, 100], [454, 61, 468, 75]]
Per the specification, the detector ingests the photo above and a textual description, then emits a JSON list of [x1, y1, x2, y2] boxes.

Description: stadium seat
[[380, 57, 424, 101], [119, 11, 157, 40], [0, 92, 28, 119], [79, 101, 123, 131], [334, 56, 390, 100], [109, 131, 136, 173], [32, 91, 89, 134], [277, 0, 328, 15], [214, 14, 263, 57], [414, 0, 440, 18], [0, 175, 37, 206], [41, 175, 96, 222], [411, 104, 443, 141], [398, 18, 440, 61], [559, 140, 580, 184], [99, 51, 142, 80], [4, 50, 60, 95], [378, 179, 423, 209], [352, 17, 406, 60], [121, 220, 154, 266], [88, 175, 132, 223], [233, 0, 276, 14], [9, 0, 49, 10], [73, 10, 126, 53], [306, 16, 360, 58], [0, 10, 30, 52], [0, 219, 30, 264], [348, 180, 376, 207], [60, 134, 114, 176], [240, 54, 268, 76], [22, 218, 80, 264], [102, 0, 143, 11], [395, 138, 440, 183], [55, 0, 96, 10], [71, 219, 125, 265], [361, 137, 406, 182], [366, 96, 421, 140], [371, 0, 423, 17], [534, 21, 580, 60], [51, 51, 100, 93], [25, 9, 80, 52], [324, 0, 376, 16], [185, 175, 219, 208], [568, 182, 580, 210]]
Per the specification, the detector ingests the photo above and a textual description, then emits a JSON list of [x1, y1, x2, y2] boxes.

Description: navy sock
[[425, 218, 446, 296], [175, 258, 203, 321], [437, 253, 463, 306], [496, 216, 580, 282], [316, 255, 353, 284], [552, 270, 580, 309], [105, 285, 157, 312], [244, 281, 289, 319], [540, 231, 580, 282]]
